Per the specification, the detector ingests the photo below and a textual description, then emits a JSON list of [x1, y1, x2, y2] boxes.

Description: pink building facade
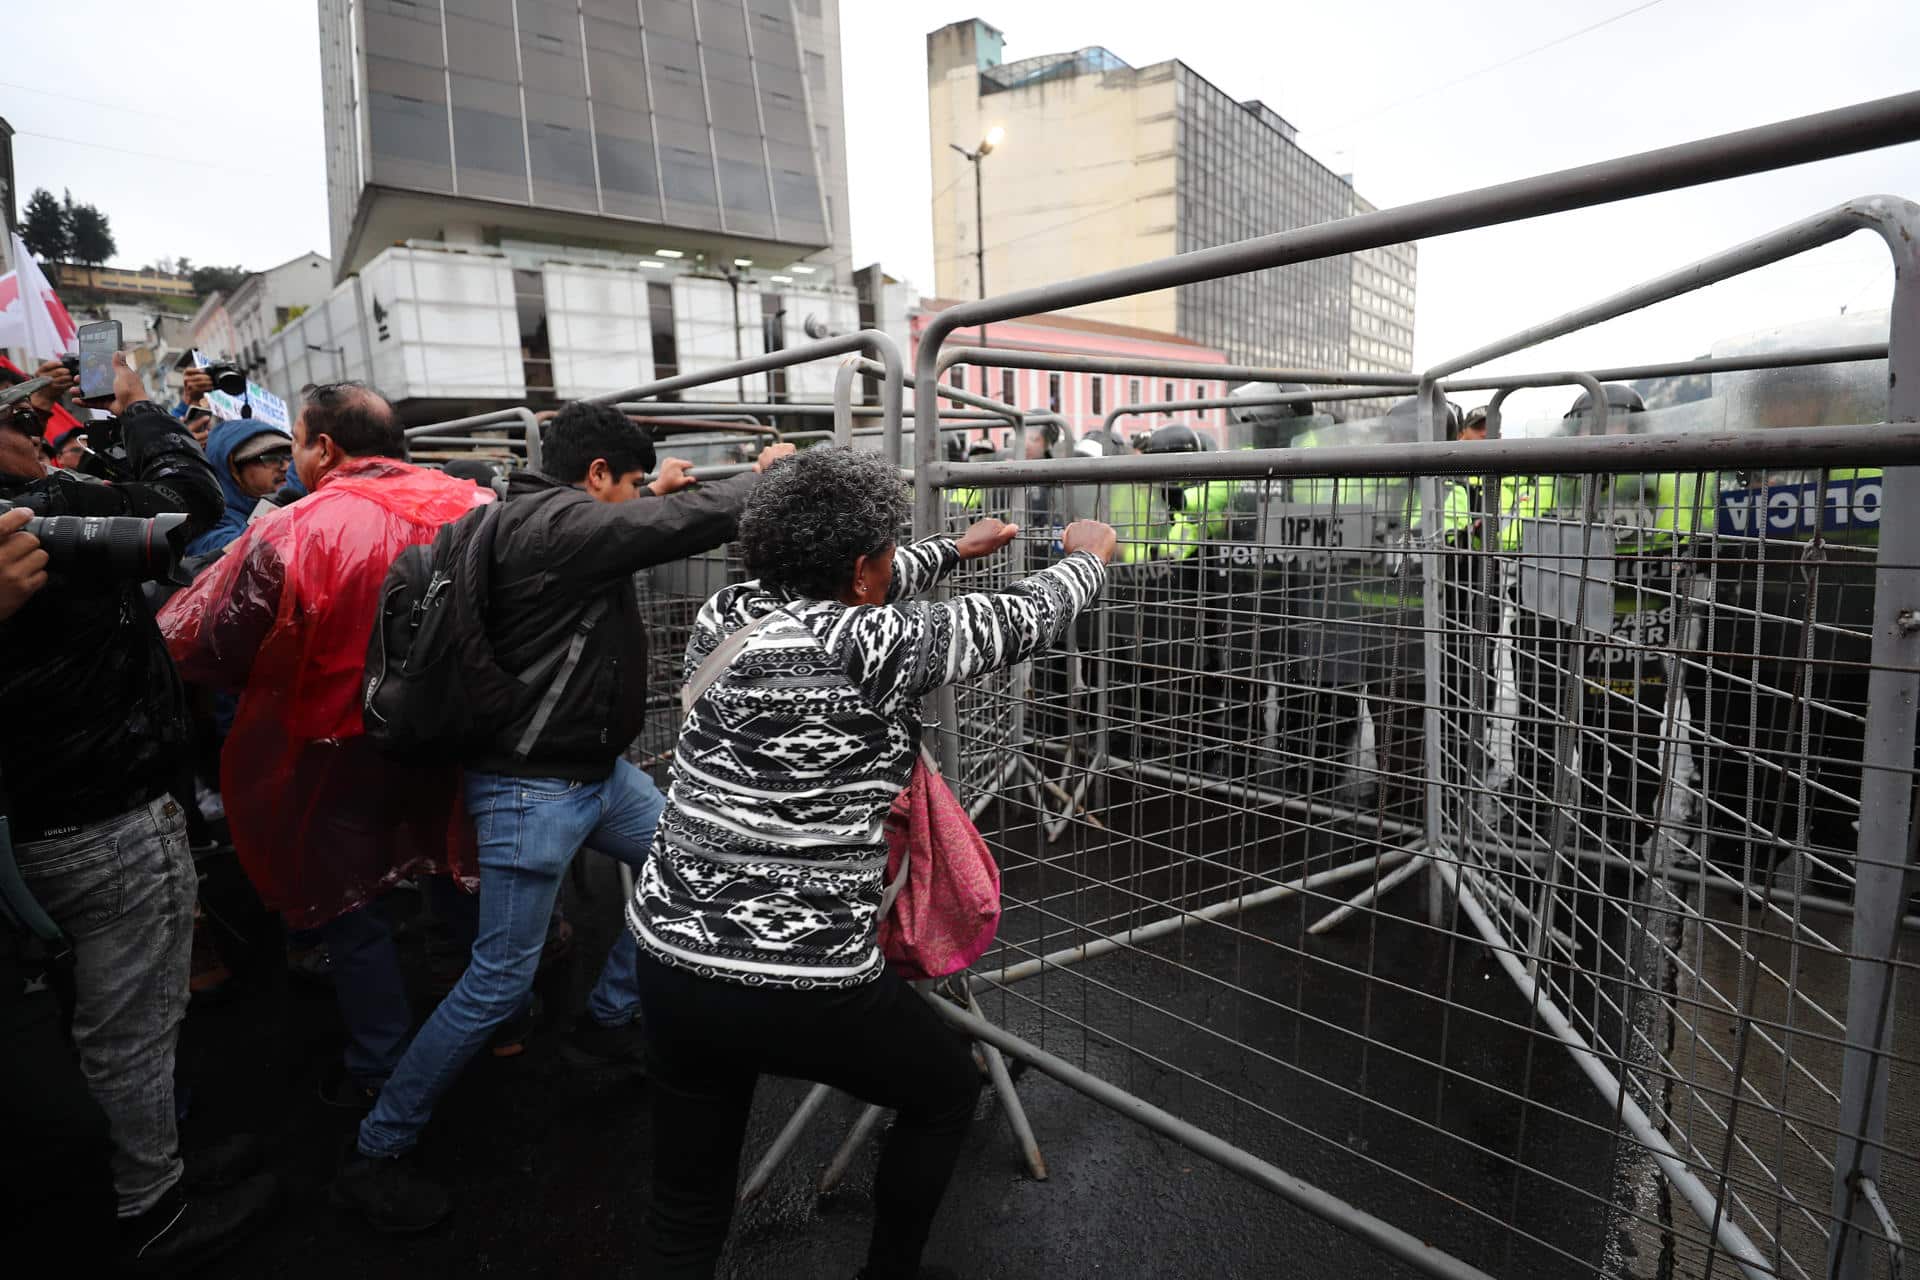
[[909, 298, 1232, 449]]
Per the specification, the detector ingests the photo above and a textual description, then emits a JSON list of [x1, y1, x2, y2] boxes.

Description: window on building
[[1163, 382, 1176, 402], [762, 293, 787, 402], [513, 268, 553, 400], [1090, 377, 1103, 417], [648, 281, 680, 402], [1002, 370, 1016, 405], [1129, 378, 1142, 405], [1048, 373, 1062, 414]]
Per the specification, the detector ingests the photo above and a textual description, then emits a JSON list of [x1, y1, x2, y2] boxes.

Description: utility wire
[[14, 129, 310, 181], [931, 197, 1138, 267], [1302, 0, 1669, 140]]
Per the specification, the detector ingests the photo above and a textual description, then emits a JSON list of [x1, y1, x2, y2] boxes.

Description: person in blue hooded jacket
[[186, 417, 294, 559]]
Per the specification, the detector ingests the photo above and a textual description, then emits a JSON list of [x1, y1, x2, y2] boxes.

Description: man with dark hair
[[337, 401, 791, 1232], [160, 381, 491, 1117], [290, 381, 411, 471]]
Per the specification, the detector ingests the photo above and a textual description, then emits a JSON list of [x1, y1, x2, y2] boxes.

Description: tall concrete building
[[320, 0, 850, 280], [927, 19, 1415, 378], [293, 0, 859, 415]]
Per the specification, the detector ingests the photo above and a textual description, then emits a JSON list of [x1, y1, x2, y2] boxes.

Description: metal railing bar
[[919, 991, 1503, 1280], [1435, 856, 1776, 1279], [924, 421, 1920, 488]]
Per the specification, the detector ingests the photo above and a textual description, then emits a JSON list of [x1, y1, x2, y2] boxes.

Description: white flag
[[0, 234, 79, 361]]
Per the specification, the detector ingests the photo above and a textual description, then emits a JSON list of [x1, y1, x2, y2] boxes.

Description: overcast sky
[[10, 0, 1918, 418]]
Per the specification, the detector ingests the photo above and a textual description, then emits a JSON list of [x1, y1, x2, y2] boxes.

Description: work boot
[[559, 1016, 646, 1069], [181, 1133, 265, 1193], [317, 1063, 381, 1112], [331, 1144, 452, 1235], [488, 992, 544, 1059], [119, 1173, 279, 1273]]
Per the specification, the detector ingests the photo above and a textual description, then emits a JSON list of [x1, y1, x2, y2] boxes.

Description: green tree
[[190, 264, 249, 297], [67, 204, 117, 268], [20, 188, 69, 263]]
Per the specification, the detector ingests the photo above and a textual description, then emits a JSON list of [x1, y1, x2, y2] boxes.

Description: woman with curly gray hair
[[629, 446, 1114, 1279]]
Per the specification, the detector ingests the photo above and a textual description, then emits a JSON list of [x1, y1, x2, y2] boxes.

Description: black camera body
[[0, 495, 188, 584], [201, 363, 247, 397]]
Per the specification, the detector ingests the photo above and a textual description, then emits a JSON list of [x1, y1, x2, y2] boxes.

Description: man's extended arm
[[545, 472, 760, 589]]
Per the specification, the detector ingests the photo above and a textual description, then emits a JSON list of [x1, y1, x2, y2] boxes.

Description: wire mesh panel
[[1438, 458, 1918, 1280], [931, 443, 1918, 1280]]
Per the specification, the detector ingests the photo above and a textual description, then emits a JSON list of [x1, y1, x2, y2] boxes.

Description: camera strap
[[0, 816, 68, 954]]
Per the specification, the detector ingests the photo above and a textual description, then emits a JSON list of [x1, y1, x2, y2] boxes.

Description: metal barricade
[[928, 417, 1920, 1280], [906, 91, 1920, 1280]]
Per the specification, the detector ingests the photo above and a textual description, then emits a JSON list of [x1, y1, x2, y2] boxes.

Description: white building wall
[[543, 263, 653, 400], [782, 292, 861, 399], [673, 276, 767, 402], [264, 244, 870, 410], [357, 247, 523, 400]]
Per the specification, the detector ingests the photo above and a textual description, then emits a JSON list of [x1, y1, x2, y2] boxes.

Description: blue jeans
[[305, 873, 475, 1089], [14, 797, 195, 1217], [357, 759, 665, 1158]]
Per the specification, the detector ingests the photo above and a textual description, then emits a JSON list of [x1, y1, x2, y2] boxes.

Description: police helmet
[[1145, 423, 1204, 454], [1382, 395, 1463, 438], [1228, 380, 1316, 423], [1563, 383, 1647, 419]]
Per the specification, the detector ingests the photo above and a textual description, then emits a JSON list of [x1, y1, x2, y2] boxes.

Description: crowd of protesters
[[0, 349, 1117, 1277]]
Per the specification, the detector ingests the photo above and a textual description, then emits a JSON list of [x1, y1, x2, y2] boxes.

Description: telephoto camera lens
[[1, 504, 190, 582]]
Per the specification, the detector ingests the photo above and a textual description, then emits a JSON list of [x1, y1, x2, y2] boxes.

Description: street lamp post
[[949, 125, 1004, 349]]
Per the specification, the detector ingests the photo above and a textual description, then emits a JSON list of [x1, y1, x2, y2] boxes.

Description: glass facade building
[[320, 0, 849, 278], [929, 20, 1416, 381], [1173, 68, 1400, 372]]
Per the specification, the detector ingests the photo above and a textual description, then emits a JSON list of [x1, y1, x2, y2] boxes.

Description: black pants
[[0, 946, 117, 1268], [635, 954, 982, 1279]]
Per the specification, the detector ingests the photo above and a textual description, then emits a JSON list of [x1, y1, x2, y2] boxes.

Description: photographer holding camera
[[0, 351, 279, 1268]]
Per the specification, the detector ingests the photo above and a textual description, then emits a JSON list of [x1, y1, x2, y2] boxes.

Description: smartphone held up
[[74, 320, 123, 401]]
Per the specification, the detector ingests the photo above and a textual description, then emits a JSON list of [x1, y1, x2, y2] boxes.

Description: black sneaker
[[120, 1173, 279, 1273], [559, 1016, 646, 1069], [286, 942, 333, 985], [330, 1145, 451, 1235], [181, 1133, 265, 1193], [488, 992, 544, 1059], [318, 1063, 381, 1112]]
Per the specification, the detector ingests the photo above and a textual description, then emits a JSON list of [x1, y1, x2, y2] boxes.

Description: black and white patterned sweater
[[628, 537, 1106, 989]]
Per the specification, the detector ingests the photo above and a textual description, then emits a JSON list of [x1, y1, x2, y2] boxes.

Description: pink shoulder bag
[[875, 745, 1001, 981]]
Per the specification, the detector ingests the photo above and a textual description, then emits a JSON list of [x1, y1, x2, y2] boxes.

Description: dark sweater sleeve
[[34, 403, 223, 537], [545, 472, 759, 589]]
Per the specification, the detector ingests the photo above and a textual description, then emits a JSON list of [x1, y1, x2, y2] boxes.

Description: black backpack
[[362, 501, 521, 763]]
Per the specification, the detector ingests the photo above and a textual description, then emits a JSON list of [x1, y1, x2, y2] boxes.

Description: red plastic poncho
[[160, 457, 492, 929]]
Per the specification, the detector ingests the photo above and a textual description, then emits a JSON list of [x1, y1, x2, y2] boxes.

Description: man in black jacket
[[339, 401, 791, 1230], [0, 353, 278, 1267]]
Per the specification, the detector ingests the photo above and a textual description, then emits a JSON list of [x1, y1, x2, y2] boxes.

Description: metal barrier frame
[[403, 406, 543, 471], [1098, 388, 1407, 444], [911, 89, 1920, 1280]]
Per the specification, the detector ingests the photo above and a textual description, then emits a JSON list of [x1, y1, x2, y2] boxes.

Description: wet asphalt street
[[185, 789, 1621, 1280]]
